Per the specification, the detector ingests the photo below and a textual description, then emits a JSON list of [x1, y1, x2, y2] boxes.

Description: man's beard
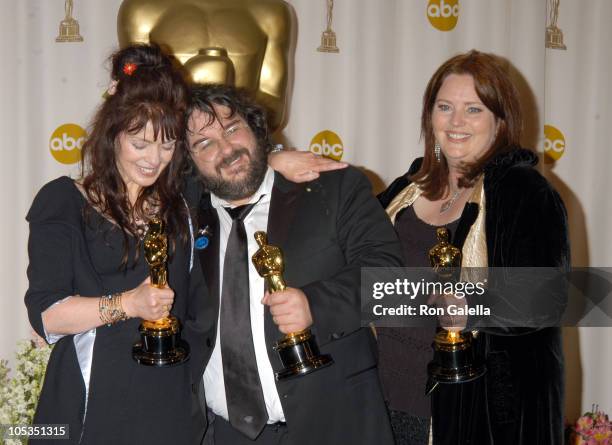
[[199, 143, 268, 201]]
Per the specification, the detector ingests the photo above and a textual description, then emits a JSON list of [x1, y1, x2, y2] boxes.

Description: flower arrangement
[[0, 340, 52, 445], [572, 405, 612, 445]]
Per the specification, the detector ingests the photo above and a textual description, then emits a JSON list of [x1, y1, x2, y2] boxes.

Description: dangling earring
[[434, 141, 441, 162]]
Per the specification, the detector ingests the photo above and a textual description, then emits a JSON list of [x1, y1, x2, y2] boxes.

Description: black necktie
[[220, 202, 268, 439]]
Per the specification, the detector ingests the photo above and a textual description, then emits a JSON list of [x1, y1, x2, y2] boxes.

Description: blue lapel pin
[[195, 225, 211, 250]]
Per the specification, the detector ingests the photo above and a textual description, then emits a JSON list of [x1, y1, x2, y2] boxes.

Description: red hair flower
[[123, 62, 137, 76]]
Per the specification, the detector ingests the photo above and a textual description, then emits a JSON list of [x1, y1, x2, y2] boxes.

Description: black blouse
[[24, 176, 206, 444], [377, 205, 460, 418]]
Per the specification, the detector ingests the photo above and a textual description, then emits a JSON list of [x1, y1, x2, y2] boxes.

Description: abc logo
[[544, 124, 565, 161], [49, 123, 87, 165], [427, 0, 460, 32], [309, 130, 344, 161]]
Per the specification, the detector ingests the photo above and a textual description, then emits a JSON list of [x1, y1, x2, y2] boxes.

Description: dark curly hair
[[80, 43, 190, 266], [185, 83, 273, 157]]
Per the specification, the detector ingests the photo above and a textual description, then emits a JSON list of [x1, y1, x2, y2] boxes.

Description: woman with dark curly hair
[[24, 43, 204, 444], [377, 50, 568, 445]]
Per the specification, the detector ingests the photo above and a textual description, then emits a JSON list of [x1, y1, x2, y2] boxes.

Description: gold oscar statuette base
[[56, 19, 83, 42], [546, 26, 567, 50], [425, 329, 486, 394], [272, 329, 333, 381], [317, 31, 339, 53], [133, 316, 190, 367]]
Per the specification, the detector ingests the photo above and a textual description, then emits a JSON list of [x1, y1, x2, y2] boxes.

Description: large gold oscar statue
[[117, 0, 295, 131]]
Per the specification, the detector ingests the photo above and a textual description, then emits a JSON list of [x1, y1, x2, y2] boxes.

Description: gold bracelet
[[99, 293, 128, 326]]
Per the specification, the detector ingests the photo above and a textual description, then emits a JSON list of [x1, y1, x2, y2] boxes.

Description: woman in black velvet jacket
[[377, 50, 568, 445]]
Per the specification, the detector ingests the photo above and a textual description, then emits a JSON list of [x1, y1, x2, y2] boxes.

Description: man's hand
[[262, 287, 313, 334], [268, 150, 348, 183]]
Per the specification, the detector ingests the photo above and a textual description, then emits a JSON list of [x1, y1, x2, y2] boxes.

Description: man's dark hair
[[186, 84, 273, 154]]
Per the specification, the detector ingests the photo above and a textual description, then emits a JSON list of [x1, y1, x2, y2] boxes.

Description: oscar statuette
[[132, 218, 189, 366], [252, 231, 333, 380], [425, 228, 485, 395], [317, 0, 339, 53], [56, 0, 83, 43], [546, 0, 567, 50]]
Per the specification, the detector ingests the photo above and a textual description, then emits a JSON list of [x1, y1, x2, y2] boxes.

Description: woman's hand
[[268, 150, 348, 183], [122, 277, 175, 321], [427, 292, 467, 333]]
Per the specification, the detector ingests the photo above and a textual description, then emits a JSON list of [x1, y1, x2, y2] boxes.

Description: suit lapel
[[264, 173, 304, 372], [453, 202, 479, 250], [196, 193, 221, 321], [266, 173, 302, 248]]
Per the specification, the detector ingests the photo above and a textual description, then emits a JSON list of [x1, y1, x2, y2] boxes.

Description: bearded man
[[185, 84, 401, 445]]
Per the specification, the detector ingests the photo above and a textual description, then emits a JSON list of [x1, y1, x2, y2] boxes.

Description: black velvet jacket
[[379, 148, 569, 445]]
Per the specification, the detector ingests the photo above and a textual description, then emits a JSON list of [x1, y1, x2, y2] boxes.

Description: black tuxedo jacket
[[187, 167, 402, 444]]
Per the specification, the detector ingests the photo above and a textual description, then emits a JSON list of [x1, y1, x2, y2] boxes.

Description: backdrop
[[1, 0, 610, 422]]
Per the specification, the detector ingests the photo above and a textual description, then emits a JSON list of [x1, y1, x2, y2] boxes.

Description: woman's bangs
[[124, 103, 183, 142]]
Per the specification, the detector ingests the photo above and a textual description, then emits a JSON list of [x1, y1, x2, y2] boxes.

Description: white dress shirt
[[203, 166, 286, 423]]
